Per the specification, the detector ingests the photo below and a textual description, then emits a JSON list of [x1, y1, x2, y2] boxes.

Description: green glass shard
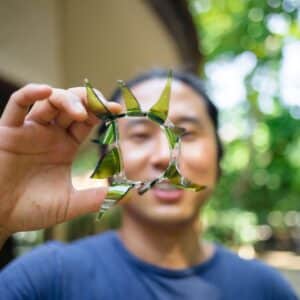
[[164, 127, 179, 149], [86, 71, 206, 219], [106, 183, 134, 200], [91, 147, 121, 179], [179, 178, 205, 192], [163, 161, 205, 192], [97, 184, 134, 220], [163, 161, 180, 183], [99, 122, 117, 144], [148, 71, 172, 123], [137, 178, 160, 195], [147, 112, 166, 125], [118, 80, 142, 116], [84, 79, 112, 118]]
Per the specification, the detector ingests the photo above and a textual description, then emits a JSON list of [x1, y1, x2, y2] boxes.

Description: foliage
[[189, 0, 300, 246]]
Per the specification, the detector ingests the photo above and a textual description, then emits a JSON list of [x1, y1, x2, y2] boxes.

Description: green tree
[[189, 0, 300, 246]]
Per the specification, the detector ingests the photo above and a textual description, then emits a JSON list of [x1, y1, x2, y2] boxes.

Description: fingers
[[2, 83, 122, 140], [27, 87, 122, 128], [49, 89, 88, 122], [62, 87, 122, 143], [69, 87, 122, 115], [27, 88, 88, 126], [55, 112, 74, 129], [105, 102, 123, 115], [68, 112, 100, 144], [64, 186, 108, 221], [24, 99, 58, 125], [0, 84, 52, 127]]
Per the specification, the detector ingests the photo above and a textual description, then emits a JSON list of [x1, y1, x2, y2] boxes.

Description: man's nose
[[150, 131, 170, 171]]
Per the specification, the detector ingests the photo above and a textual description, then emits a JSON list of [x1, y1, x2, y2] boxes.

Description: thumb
[[65, 187, 107, 221]]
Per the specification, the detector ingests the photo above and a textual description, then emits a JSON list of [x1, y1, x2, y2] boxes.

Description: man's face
[[117, 78, 218, 225]]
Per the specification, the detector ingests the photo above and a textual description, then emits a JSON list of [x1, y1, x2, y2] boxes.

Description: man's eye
[[130, 133, 150, 141], [181, 131, 197, 140]]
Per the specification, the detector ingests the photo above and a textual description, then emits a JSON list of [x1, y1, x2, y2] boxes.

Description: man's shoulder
[[42, 230, 117, 265], [0, 232, 118, 299], [212, 245, 298, 299], [2, 230, 117, 274], [64, 230, 116, 253], [216, 245, 281, 279]]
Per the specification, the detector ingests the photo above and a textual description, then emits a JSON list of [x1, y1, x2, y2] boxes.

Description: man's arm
[[0, 84, 122, 251]]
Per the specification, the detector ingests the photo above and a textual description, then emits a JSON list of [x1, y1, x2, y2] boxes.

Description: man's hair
[[100, 68, 224, 175]]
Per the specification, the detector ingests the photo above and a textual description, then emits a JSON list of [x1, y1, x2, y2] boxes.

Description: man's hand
[[0, 83, 121, 247]]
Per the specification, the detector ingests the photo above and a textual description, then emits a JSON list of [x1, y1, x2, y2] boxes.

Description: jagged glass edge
[[96, 183, 134, 220], [85, 77, 205, 220]]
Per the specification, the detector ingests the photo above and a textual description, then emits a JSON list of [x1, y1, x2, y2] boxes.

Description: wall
[[0, 0, 181, 95], [0, 0, 63, 86]]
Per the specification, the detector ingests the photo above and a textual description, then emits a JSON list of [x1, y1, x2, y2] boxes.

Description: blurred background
[[0, 0, 299, 294]]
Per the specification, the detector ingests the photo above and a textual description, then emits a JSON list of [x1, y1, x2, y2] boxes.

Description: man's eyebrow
[[123, 116, 202, 129], [173, 116, 202, 127], [124, 118, 153, 129]]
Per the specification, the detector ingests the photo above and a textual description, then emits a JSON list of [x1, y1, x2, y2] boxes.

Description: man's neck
[[118, 214, 214, 270]]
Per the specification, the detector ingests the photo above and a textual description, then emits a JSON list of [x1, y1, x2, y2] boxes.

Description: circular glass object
[[84, 72, 205, 219]]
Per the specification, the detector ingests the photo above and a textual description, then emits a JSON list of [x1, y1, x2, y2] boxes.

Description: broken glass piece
[[137, 178, 160, 195], [85, 73, 206, 219], [162, 161, 204, 192], [164, 126, 180, 149], [97, 183, 134, 220], [118, 80, 142, 116], [84, 79, 112, 119], [148, 71, 172, 124], [99, 122, 117, 144], [91, 147, 121, 179], [106, 183, 134, 200]]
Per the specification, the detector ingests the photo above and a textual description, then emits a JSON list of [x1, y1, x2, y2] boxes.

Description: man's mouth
[[152, 182, 184, 202]]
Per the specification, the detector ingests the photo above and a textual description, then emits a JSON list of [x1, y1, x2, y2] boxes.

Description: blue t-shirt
[[0, 231, 298, 300]]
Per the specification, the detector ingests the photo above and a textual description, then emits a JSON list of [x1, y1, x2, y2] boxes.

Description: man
[[0, 69, 297, 299]]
